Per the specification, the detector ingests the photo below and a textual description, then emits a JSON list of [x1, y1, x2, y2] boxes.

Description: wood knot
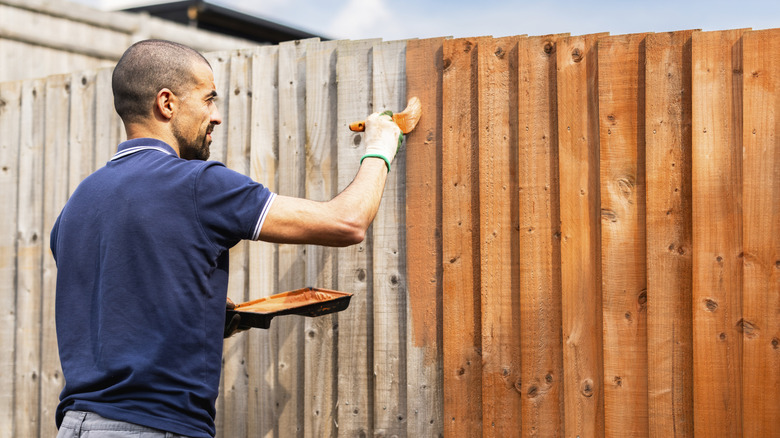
[[617, 176, 636, 202], [601, 209, 618, 223], [613, 376, 622, 387], [443, 58, 453, 71], [638, 289, 648, 309], [494, 46, 506, 59], [527, 385, 539, 398], [543, 41, 554, 55], [737, 318, 759, 339], [772, 338, 779, 349], [704, 298, 718, 312], [580, 379, 594, 397], [463, 41, 473, 53], [571, 48, 583, 63]]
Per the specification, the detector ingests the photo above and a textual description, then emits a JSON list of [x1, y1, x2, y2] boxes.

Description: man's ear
[[155, 88, 176, 120]]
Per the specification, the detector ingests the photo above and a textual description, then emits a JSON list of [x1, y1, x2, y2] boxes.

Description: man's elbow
[[334, 221, 366, 247]]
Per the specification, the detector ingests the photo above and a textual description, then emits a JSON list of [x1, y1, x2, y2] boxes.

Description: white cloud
[[326, 0, 400, 40]]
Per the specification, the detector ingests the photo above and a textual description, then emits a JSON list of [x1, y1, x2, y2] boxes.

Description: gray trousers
[[56, 411, 193, 438]]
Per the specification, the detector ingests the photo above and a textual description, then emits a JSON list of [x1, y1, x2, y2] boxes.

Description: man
[[51, 39, 402, 438]]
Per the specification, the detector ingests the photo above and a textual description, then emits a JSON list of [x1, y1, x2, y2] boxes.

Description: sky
[[70, 0, 780, 42]]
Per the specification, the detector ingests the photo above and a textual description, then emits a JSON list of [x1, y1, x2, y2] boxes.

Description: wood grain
[[276, 39, 312, 438], [741, 28, 780, 438], [405, 36, 445, 438], [40, 74, 70, 438], [645, 30, 695, 438], [222, 49, 252, 438], [441, 36, 483, 438], [336, 38, 380, 437], [0, 80, 21, 437], [597, 32, 650, 438], [691, 29, 746, 437], [371, 39, 408, 438], [517, 34, 566, 438], [14, 78, 45, 438], [247, 45, 280, 438], [478, 35, 523, 437], [304, 39, 338, 438]]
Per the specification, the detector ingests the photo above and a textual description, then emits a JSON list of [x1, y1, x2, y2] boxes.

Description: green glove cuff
[[361, 153, 391, 172]]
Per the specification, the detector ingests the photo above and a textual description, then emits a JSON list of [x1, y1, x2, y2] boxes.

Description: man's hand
[[224, 297, 243, 338], [361, 112, 403, 171]]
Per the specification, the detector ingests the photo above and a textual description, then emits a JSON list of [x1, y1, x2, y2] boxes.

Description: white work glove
[[360, 111, 403, 172]]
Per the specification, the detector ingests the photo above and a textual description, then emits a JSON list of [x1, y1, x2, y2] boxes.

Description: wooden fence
[[0, 28, 778, 438]]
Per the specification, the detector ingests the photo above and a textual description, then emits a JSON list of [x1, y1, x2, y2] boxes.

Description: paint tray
[[227, 287, 353, 329]]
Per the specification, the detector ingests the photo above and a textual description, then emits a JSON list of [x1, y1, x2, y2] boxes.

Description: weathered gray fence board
[[14, 78, 45, 438], [335, 38, 380, 437], [371, 39, 408, 437], [40, 74, 71, 438], [276, 38, 312, 437], [246, 45, 280, 438], [0, 80, 22, 437], [222, 49, 252, 438], [303, 39, 339, 438], [67, 70, 97, 193]]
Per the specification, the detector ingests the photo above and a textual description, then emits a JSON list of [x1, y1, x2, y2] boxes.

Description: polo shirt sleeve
[[194, 161, 276, 247]]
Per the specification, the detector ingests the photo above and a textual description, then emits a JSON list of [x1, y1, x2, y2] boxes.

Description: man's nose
[[211, 106, 222, 125]]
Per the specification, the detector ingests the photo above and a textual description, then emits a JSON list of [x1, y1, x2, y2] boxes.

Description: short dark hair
[[112, 39, 211, 123]]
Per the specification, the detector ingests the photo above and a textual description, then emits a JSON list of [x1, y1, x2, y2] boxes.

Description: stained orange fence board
[[442, 36, 483, 438], [741, 28, 780, 437], [478, 35, 523, 436], [691, 29, 746, 437], [404, 37, 445, 437], [645, 30, 695, 438], [598, 32, 650, 438], [516, 34, 565, 437], [556, 33, 606, 438]]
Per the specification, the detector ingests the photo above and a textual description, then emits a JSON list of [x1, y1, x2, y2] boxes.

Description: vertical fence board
[[304, 39, 338, 438], [556, 33, 606, 438], [441, 36, 483, 438], [94, 68, 122, 165], [14, 78, 45, 438], [210, 50, 230, 438], [68, 70, 96, 192], [206, 52, 231, 166], [517, 34, 565, 438], [276, 39, 312, 438], [405, 36, 445, 438], [691, 29, 746, 437], [597, 33, 650, 438], [645, 30, 695, 438], [478, 35, 522, 437], [371, 39, 408, 437], [40, 74, 70, 438], [0, 80, 22, 438], [222, 49, 252, 438], [336, 38, 380, 437], [741, 28, 780, 438], [247, 45, 280, 438]]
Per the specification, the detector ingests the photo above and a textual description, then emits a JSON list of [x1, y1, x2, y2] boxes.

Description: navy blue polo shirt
[[50, 138, 275, 437]]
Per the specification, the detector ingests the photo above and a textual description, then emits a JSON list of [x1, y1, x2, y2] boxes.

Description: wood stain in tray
[[227, 287, 353, 329]]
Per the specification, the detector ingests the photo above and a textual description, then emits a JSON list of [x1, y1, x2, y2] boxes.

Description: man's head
[[112, 40, 221, 160]]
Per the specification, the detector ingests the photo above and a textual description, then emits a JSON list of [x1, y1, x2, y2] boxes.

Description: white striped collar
[[110, 146, 174, 161]]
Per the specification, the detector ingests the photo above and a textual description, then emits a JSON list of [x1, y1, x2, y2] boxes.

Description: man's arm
[[257, 113, 401, 247]]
